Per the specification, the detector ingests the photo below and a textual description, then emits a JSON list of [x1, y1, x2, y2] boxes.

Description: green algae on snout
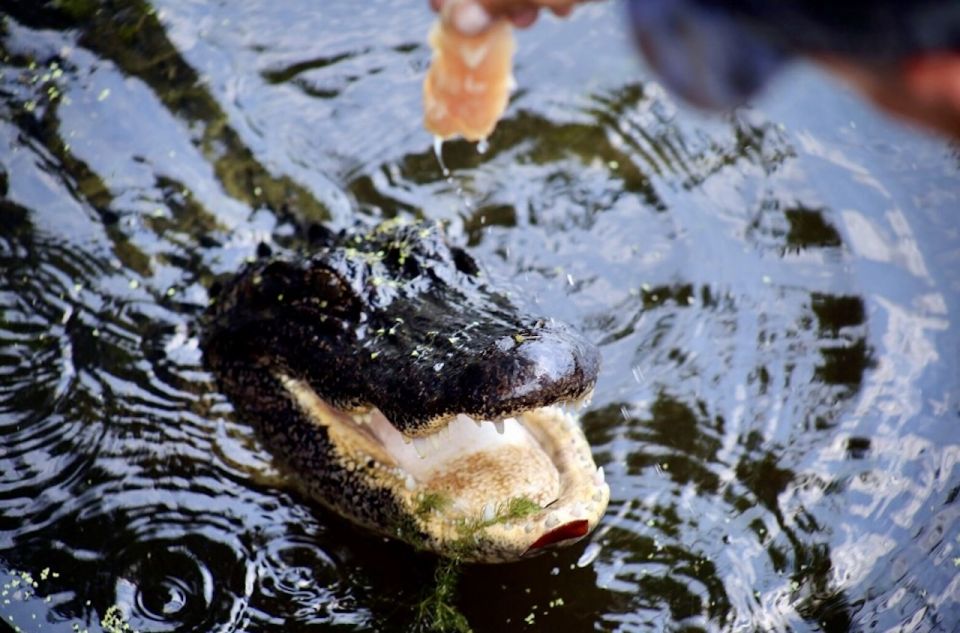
[[416, 491, 453, 517], [453, 495, 543, 542], [409, 496, 543, 632]]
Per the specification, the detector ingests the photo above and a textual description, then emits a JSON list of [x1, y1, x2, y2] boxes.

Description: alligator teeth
[[573, 389, 595, 411], [493, 420, 505, 434], [412, 436, 430, 459], [545, 514, 560, 528], [594, 466, 605, 485], [482, 503, 495, 522]]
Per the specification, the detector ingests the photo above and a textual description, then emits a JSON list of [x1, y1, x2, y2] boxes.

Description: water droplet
[[433, 136, 449, 177]]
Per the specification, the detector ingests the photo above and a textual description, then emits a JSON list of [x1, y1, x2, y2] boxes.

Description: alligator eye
[[249, 260, 296, 304], [263, 260, 295, 278], [304, 267, 359, 317], [450, 247, 479, 276], [308, 268, 348, 298]]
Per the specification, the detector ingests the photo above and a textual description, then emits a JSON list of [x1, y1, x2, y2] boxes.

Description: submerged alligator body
[[202, 219, 609, 562]]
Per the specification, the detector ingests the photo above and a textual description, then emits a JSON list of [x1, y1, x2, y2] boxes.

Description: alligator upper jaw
[[279, 373, 610, 562]]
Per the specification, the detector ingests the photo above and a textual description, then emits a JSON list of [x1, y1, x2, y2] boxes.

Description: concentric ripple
[[0, 233, 111, 544], [250, 532, 360, 626], [112, 535, 248, 632]]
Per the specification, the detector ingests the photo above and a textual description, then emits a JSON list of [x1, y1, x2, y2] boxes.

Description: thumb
[[440, 0, 496, 36]]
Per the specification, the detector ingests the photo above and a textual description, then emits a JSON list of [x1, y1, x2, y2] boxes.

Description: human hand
[[429, 0, 583, 36]]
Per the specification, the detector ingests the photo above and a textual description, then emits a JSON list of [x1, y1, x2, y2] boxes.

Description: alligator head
[[202, 219, 609, 562]]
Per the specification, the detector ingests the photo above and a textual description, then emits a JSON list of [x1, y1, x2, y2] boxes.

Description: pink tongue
[[526, 520, 589, 551]]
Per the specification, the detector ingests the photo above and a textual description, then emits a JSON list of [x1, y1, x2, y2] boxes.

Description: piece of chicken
[[423, 13, 515, 142]]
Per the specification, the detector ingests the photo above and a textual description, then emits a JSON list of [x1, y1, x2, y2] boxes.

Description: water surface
[[1, 2, 959, 631]]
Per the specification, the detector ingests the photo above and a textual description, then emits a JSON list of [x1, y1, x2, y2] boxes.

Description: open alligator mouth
[[202, 219, 609, 562], [280, 375, 608, 561]]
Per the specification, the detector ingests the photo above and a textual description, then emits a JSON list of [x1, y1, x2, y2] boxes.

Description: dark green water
[[1, 1, 959, 631]]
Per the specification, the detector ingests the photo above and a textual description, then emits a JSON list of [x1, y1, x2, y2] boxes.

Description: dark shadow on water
[[785, 207, 843, 250], [4, 0, 329, 224]]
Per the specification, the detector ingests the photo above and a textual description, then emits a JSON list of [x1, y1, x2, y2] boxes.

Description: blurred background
[[1, 1, 958, 631]]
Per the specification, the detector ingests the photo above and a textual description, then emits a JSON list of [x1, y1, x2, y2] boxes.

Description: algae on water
[[407, 495, 543, 632], [412, 558, 472, 633]]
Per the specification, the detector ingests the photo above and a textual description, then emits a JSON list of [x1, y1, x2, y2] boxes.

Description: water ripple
[[1, 2, 958, 632]]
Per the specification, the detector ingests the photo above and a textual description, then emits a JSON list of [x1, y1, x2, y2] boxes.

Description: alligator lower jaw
[[278, 374, 610, 563]]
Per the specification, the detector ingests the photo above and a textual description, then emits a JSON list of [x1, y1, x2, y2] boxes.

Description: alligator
[[201, 219, 609, 563]]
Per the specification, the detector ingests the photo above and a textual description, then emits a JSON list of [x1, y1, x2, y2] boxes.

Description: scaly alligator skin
[[202, 219, 609, 562]]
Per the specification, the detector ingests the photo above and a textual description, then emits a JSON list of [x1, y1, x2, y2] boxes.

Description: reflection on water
[[2, 1, 959, 631]]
